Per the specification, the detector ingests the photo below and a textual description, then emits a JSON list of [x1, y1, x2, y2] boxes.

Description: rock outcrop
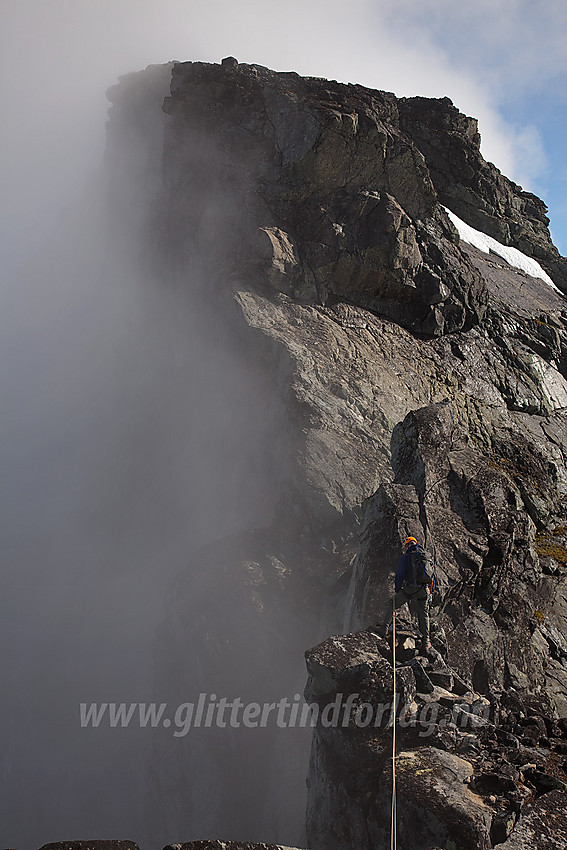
[[304, 627, 567, 849], [163, 844, 304, 850], [162, 59, 488, 337], [37, 844, 140, 850], [101, 58, 567, 848], [398, 95, 567, 292]]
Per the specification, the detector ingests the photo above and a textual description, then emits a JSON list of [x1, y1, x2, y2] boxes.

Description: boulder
[[304, 631, 416, 723], [497, 790, 567, 849], [394, 748, 492, 850]]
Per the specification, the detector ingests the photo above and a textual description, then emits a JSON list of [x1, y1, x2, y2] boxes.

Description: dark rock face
[[398, 95, 567, 293], [102, 59, 567, 848], [162, 60, 488, 336], [304, 632, 416, 720]]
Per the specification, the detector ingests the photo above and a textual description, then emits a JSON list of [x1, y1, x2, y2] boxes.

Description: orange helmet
[[404, 536, 418, 547]]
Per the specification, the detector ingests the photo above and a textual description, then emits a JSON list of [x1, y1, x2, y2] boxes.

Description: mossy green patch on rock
[[535, 532, 567, 566]]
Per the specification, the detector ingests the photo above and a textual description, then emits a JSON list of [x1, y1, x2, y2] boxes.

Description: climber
[[370, 536, 433, 653]]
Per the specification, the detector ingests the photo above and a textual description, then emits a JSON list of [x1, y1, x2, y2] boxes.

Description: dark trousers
[[381, 585, 430, 643]]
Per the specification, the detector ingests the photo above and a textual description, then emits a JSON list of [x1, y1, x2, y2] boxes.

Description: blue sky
[[383, 0, 567, 251], [2, 0, 566, 269]]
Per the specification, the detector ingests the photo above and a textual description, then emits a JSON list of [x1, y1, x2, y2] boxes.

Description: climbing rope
[[390, 606, 397, 850]]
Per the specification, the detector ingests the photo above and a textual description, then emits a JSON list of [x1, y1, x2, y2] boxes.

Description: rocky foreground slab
[[304, 626, 567, 849]]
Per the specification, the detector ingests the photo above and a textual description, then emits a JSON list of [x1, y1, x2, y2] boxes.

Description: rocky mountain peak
[[398, 94, 567, 293], [102, 58, 567, 849], [159, 59, 567, 339], [162, 58, 492, 337]]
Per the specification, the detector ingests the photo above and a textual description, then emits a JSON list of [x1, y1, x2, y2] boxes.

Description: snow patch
[[444, 207, 562, 294]]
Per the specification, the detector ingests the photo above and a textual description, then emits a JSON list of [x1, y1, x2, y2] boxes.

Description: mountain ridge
[[103, 58, 567, 848]]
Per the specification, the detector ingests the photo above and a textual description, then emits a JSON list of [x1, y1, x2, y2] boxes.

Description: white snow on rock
[[444, 207, 562, 294]]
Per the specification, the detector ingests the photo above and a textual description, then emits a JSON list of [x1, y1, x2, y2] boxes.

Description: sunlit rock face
[[87, 59, 567, 848]]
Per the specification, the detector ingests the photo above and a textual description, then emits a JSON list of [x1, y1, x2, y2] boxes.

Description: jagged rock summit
[[101, 58, 567, 849], [163, 57, 489, 338]]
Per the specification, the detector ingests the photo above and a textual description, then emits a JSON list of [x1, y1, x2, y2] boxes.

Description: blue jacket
[[394, 546, 417, 593]]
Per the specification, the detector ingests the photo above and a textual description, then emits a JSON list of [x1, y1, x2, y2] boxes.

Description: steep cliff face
[[398, 95, 567, 293], [162, 59, 488, 337], [107, 59, 567, 847]]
